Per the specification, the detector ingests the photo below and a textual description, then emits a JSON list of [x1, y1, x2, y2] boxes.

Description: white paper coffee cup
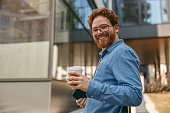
[[67, 66, 83, 74]]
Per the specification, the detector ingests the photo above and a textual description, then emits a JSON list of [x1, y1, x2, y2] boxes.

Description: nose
[[97, 29, 103, 34]]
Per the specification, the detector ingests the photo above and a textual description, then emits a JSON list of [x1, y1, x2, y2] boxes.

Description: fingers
[[76, 98, 87, 108], [66, 76, 80, 81], [68, 71, 81, 77], [80, 98, 87, 108], [76, 98, 83, 103], [67, 81, 81, 86], [66, 72, 89, 91]]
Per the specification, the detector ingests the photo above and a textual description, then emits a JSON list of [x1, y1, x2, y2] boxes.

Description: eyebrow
[[92, 24, 109, 29]]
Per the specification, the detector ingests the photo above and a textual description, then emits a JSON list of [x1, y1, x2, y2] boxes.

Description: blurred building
[[0, 0, 170, 113], [105, 0, 170, 88]]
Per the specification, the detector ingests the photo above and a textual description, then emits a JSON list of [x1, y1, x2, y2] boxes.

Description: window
[[0, 0, 51, 79], [117, 0, 169, 26]]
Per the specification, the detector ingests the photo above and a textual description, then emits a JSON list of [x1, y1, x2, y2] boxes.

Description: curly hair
[[88, 8, 119, 29]]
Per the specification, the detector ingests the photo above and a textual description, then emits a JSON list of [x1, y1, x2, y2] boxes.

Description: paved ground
[[143, 94, 159, 113], [136, 96, 149, 113]]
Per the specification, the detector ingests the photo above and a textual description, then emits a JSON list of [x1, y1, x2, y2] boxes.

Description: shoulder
[[117, 42, 138, 56], [113, 42, 140, 63]]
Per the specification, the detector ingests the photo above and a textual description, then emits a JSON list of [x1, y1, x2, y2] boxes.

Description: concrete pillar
[[154, 50, 159, 82], [140, 72, 145, 93], [166, 38, 170, 85], [52, 45, 58, 79], [159, 39, 166, 64], [159, 39, 167, 85]]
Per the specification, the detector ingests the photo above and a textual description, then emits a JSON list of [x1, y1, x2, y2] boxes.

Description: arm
[[86, 49, 143, 106]]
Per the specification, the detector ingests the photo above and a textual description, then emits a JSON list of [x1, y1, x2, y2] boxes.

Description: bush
[[145, 83, 170, 93]]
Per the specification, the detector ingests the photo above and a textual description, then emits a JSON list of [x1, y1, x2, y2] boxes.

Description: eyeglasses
[[91, 24, 112, 35]]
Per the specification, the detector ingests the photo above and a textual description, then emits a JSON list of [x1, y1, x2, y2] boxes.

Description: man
[[67, 8, 142, 113]]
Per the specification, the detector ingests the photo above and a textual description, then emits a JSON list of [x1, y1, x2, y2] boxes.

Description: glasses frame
[[91, 24, 113, 35]]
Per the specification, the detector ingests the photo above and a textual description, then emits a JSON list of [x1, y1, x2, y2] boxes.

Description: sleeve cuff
[[86, 80, 101, 99]]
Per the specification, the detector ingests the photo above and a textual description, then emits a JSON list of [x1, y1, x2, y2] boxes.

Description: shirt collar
[[99, 39, 124, 56]]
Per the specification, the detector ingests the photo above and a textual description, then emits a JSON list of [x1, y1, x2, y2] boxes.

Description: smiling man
[[67, 8, 142, 113]]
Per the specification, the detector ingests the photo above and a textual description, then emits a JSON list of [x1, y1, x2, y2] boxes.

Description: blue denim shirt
[[83, 39, 142, 113]]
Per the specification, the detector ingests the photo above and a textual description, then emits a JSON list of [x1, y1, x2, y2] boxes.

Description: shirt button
[[103, 101, 105, 103], [91, 96, 93, 98]]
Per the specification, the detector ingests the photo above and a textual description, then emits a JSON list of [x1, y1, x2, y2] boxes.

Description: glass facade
[[55, 0, 92, 31], [0, 0, 96, 80], [117, 0, 169, 26], [0, 0, 51, 79], [52, 0, 99, 80]]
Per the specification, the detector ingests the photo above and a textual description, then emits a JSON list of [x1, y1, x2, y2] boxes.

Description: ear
[[114, 24, 119, 33]]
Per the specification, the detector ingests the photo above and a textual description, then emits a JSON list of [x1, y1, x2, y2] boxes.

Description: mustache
[[97, 32, 109, 37]]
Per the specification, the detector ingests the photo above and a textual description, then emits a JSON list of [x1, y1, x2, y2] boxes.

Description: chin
[[95, 39, 114, 49], [96, 43, 110, 49], [94, 33, 116, 49]]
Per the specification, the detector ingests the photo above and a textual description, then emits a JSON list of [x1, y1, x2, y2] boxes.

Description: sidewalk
[[136, 94, 148, 113], [70, 93, 158, 113], [136, 93, 159, 113]]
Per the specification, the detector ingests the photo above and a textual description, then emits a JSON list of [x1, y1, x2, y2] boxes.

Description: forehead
[[92, 15, 111, 28]]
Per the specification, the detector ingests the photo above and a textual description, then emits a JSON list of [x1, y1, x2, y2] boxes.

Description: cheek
[[93, 35, 97, 40], [108, 30, 115, 37]]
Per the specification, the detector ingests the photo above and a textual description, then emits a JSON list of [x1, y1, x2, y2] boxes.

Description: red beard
[[94, 31, 115, 49]]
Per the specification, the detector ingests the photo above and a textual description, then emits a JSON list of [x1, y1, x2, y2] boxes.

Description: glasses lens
[[92, 24, 110, 35], [100, 25, 109, 32]]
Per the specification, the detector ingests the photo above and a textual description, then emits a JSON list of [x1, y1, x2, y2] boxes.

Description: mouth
[[97, 36, 108, 40]]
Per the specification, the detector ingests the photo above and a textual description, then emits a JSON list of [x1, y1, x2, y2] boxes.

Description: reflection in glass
[[0, 0, 51, 79], [0, 0, 50, 44], [161, 0, 168, 22], [70, 0, 92, 29], [54, 0, 92, 43], [55, 0, 92, 31], [141, 1, 151, 24], [55, 0, 69, 31], [53, 0, 95, 80], [146, 0, 161, 24], [52, 43, 99, 80], [117, 0, 169, 26], [103, 0, 108, 8], [119, 0, 139, 25]]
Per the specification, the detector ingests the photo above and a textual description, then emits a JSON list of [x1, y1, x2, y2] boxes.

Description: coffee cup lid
[[68, 66, 83, 71]]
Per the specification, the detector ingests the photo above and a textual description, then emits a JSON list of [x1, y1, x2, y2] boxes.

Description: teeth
[[98, 37, 105, 39]]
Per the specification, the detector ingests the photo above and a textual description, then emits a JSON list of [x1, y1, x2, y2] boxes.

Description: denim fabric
[[83, 39, 143, 113]]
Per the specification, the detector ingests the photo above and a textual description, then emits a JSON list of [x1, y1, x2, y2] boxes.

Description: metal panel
[[50, 80, 79, 113], [0, 82, 51, 113], [119, 25, 158, 39], [70, 29, 93, 42]]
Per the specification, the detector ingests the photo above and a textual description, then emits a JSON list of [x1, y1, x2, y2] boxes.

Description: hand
[[76, 98, 87, 108], [66, 71, 90, 92]]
